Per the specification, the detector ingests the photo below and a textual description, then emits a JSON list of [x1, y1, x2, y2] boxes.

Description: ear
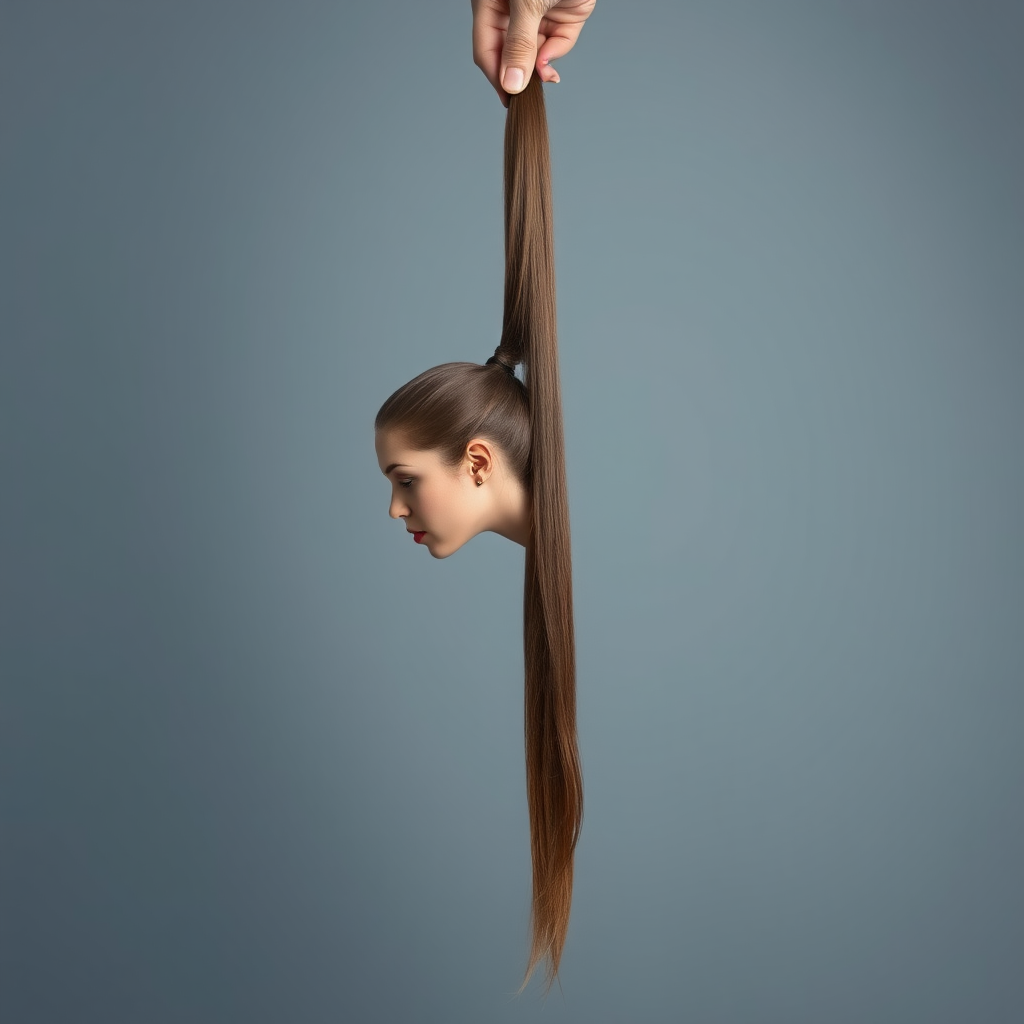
[[465, 438, 496, 478]]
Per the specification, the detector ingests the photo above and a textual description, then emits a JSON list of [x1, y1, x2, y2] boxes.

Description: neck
[[490, 475, 531, 548]]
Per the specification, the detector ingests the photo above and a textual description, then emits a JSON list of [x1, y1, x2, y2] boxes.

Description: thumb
[[500, 7, 543, 95]]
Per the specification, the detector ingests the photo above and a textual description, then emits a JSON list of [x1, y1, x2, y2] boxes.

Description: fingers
[[535, 37, 573, 84], [500, 5, 546, 96], [537, 59, 560, 85], [472, 0, 586, 105], [536, 24, 582, 70], [471, 0, 511, 106]]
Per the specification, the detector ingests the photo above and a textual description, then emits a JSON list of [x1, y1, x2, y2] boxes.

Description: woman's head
[[374, 360, 531, 557]]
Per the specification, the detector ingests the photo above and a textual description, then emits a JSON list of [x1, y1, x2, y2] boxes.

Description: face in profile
[[375, 428, 531, 556], [375, 429, 486, 558]]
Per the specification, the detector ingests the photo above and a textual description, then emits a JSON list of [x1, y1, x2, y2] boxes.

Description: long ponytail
[[375, 72, 582, 992], [493, 74, 583, 993]]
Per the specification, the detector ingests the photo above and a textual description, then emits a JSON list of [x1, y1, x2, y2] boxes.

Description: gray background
[[3, 1, 1022, 1021]]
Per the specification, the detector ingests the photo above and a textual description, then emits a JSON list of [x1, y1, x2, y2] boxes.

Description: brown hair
[[374, 74, 582, 991]]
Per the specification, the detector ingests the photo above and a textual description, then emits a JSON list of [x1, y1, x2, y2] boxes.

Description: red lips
[[413, 531, 426, 543]]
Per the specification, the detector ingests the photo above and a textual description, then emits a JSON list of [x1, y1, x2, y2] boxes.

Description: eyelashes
[[399, 479, 414, 489]]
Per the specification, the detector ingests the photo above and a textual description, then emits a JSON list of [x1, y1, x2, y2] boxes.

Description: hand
[[471, 0, 597, 108]]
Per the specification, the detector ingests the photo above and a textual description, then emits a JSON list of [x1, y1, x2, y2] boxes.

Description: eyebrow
[[383, 463, 412, 476]]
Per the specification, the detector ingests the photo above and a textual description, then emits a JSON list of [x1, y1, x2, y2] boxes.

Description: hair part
[[374, 74, 582, 994]]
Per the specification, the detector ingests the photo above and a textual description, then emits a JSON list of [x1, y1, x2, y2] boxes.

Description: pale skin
[[375, 429, 531, 557]]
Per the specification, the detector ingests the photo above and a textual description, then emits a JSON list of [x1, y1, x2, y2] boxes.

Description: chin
[[425, 535, 468, 559]]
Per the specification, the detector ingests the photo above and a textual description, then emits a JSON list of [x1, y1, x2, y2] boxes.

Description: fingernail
[[502, 67, 524, 92]]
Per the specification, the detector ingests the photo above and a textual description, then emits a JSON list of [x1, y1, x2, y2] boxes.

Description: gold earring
[[476, 478, 482, 486]]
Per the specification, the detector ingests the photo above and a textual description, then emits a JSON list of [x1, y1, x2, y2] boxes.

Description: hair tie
[[486, 354, 517, 376]]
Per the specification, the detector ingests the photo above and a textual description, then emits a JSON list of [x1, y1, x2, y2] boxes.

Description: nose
[[389, 493, 409, 520]]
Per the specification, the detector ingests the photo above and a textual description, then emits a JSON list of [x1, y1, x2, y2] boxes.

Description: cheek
[[420, 486, 468, 533], [412, 487, 442, 524]]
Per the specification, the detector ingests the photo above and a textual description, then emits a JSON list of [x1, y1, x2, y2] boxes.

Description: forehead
[[375, 430, 432, 474]]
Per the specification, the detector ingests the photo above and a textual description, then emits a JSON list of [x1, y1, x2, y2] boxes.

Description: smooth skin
[[472, 0, 598, 108], [376, 429, 531, 556]]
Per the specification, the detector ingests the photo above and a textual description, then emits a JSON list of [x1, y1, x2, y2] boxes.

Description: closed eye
[[399, 479, 414, 489]]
